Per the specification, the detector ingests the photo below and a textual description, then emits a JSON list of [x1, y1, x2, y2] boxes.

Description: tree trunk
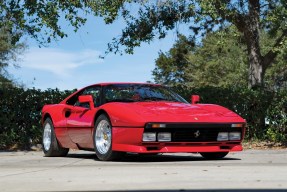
[[247, 40, 264, 89], [245, 0, 264, 89], [244, 0, 267, 135]]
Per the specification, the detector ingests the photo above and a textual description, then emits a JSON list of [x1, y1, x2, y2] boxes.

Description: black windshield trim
[[102, 84, 188, 104]]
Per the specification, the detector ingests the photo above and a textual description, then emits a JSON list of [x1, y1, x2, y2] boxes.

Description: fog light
[[229, 132, 241, 140], [217, 132, 228, 141], [158, 132, 171, 142], [143, 132, 156, 142]]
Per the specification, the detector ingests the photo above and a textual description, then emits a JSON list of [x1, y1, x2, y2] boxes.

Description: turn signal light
[[145, 123, 166, 128], [231, 124, 243, 128], [152, 124, 166, 128]]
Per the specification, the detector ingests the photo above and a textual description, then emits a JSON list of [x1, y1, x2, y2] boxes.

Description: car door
[[66, 86, 101, 148]]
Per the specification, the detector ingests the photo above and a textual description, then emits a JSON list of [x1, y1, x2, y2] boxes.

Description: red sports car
[[42, 83, 246, 161]]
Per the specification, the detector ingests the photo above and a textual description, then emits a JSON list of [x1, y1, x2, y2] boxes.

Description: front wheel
[[93, 114, 123, 161], [42, 118, 69, 157], [200, 152, 229, 159]]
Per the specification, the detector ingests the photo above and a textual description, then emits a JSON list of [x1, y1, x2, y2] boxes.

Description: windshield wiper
[[141, 97, 169, 101], [107, 99, 135, 103]]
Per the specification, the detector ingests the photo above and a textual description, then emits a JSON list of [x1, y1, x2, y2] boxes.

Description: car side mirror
[[191, 95, 200, 104], [78, 95, 94, 109]]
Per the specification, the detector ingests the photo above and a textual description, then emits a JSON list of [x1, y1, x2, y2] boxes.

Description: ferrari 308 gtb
[[42, 83, 246, 161]]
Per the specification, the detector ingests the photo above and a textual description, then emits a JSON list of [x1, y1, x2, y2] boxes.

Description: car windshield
[[104, 84, 188, 103]]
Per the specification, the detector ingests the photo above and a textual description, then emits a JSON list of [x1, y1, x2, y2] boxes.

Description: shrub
[[265, 90, 287, 142], [0, 87, 73, 149]]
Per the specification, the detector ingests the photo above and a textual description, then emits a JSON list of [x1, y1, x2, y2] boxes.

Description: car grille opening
[[143, 124, 243, 142]]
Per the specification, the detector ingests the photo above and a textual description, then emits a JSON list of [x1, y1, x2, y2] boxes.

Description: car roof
[[86, 82, 161, 87]]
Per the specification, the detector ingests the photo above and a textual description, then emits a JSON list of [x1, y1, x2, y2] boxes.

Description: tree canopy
[[0, 26, 26, 87], [1, 0, 286, 89], [153, 34, 195, 86], [0, 0, 91, 44], [154, 26, 287, 89], [97, 0, 287, 89], [153, 26, 248, 88]]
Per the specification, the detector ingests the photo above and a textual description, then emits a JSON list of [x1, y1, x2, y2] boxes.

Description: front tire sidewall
[[93, 114, 121, 161]]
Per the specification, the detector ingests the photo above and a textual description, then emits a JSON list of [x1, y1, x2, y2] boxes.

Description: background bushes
[[0, 87, 73, 149], [0, 86, 286, 150]]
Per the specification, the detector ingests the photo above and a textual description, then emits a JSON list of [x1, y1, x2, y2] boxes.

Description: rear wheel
[[200, 152, 229, 159], [93, 114, 123, 161], [42, 118, 69, 157]]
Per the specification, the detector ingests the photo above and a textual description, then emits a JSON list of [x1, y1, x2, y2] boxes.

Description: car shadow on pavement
[[58, 189, 287, 192], [118, 153, 240, 162], [66, 153, 241, 162], [66, 153, 96, 160]]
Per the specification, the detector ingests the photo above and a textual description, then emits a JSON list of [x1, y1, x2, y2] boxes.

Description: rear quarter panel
[[42, 104, 67, 127]]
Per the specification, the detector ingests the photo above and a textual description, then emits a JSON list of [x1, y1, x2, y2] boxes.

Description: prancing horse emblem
[[194, 130, 200, 138]]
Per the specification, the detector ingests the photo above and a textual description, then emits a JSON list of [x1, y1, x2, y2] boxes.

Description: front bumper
[[112, 127, 244, 153]]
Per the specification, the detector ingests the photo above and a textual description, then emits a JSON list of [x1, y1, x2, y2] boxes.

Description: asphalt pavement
[[0, 149, 287, 192]]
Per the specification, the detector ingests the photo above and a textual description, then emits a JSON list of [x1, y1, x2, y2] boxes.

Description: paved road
[[0, 149, 287, 192]]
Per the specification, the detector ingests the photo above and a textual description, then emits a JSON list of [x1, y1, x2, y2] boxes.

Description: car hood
[[102, 102, 245, 127]]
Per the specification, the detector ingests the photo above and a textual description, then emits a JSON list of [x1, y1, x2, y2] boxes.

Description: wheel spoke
[[43, 123, 52, 151], [95, 119, 112, 154]]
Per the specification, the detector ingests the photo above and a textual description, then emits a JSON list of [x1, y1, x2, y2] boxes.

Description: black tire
[[93, 114, 123, 161], [42, 118, 69, 157], [200, 152, 229, 159]]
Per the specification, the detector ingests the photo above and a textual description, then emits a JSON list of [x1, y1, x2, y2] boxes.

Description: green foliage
[[264, 31, 287, 89], [153, 34, 195, 86], [0, 0, 92, 45], [0, 75, 14, 88], [0, 26, 26, 82], [185, 27, 248, 88], [265, 90, 287, 142], [99, 1, 287, 53], [154, 26, 287, 90], [153, 26, 248, 87], [0, 87, 73, 150], [90, 0, 287, 88], [1, 1, 286, 88]]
